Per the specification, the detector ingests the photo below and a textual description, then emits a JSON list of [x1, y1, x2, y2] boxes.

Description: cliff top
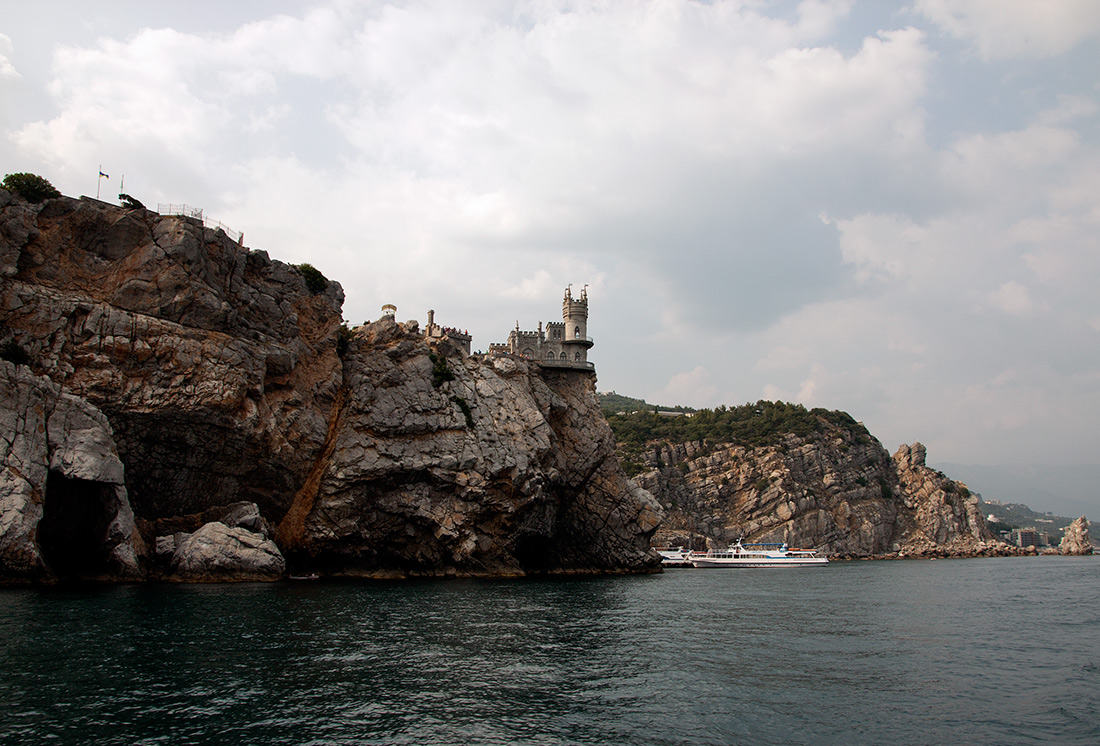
[[606, 399, 871, 451]]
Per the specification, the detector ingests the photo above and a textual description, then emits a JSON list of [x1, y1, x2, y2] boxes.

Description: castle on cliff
[[489, 285, 594, 370]]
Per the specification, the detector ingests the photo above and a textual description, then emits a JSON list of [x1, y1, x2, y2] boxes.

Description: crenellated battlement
[[490, 285, 594, 370]]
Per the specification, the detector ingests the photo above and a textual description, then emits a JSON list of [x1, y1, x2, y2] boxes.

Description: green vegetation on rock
[[294, 263, 328, 294], [606, 399, 869, 451], [3, 172, 61, 203], [429, 352, 455, 388], [336, 323, 353, 358], [452, 396, 475, 428], [597, 391, 694, 416]]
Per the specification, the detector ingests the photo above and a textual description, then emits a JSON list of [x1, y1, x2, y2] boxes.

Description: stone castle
[[401, 285, 593, 369], [489, 285, 594, 370]]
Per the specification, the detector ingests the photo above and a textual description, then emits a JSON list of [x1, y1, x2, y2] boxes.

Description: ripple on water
[[1, 560, 1099, 745]]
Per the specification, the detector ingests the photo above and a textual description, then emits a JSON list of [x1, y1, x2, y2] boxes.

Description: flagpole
[[97, 165, 101, 199]]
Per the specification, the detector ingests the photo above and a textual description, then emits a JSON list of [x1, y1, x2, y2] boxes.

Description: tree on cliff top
[[294, 263, 329, 294], [3, 172, 61, 203]]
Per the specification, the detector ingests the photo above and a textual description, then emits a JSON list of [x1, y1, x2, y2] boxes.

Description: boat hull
[[689, 557, 828, 568]]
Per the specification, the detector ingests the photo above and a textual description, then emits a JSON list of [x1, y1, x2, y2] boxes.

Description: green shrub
[[429, 352, 455, 388], [452, 396, 475, 429], [3, 172, 61, 203], [336, 324, 353, 357], [294, 263, 328, 294]]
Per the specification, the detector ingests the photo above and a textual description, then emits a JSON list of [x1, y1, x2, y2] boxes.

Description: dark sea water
[[2, 557, 1098, 746]]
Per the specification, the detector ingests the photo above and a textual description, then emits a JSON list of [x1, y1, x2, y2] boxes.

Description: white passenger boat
[[688, 540, 828, 568]]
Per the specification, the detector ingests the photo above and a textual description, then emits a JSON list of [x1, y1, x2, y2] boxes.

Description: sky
[[2, 1, 1099, 509]]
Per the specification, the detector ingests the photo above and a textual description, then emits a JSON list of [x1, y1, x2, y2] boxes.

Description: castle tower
[[561, 285, 593, 363]]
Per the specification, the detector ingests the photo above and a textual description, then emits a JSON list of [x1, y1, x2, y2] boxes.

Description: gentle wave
[[2, 558, 1099, 745]]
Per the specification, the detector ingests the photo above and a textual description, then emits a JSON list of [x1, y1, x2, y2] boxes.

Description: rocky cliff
[[0, 189, 661, 582], [627, 410, 1005, 558]]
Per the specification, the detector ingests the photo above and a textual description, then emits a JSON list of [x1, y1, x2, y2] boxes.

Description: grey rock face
[[639, 429, 1002, 558], [1, 193, 661, 581], [1060, 516, 1092, 555], [0, 360, 140, 581], [277, 321, 662, 577], [1, 196, 345, 524], [168, 521, 285, 581]]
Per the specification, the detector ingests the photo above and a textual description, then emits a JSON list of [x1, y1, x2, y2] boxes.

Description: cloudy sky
[[3, 1, 1099, 506]]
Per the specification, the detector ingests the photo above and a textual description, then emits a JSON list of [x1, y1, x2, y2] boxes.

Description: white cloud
[[500, 269, 558, 302], [916, 0, 1100, 60], [4, 0, 1100, 476], [756, 345, 812, 372], [0, 33, 19, 79], [655, 366, 719, 408], [1037, 94, 1100, 126], [986, 281, 1036, 317], [796, 362, 825, 404]]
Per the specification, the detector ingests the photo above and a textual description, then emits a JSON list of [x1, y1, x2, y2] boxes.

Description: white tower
[[561, 285, 592, 363]]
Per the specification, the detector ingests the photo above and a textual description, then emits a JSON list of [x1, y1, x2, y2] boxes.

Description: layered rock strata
[[640, 424, 1007, 558], [0, 190, 661, 582]]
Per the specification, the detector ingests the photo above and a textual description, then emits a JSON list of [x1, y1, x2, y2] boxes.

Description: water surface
[[2, 556, 1098, 745]]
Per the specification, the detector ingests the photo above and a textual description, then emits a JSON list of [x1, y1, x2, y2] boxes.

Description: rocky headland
[[0, 189, 661, 583], [613, 403, 1086, 559], [1059, 516, 1092, 555]]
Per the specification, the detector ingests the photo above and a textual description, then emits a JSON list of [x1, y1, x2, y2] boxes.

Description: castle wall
[[490, 287, 592, 369]]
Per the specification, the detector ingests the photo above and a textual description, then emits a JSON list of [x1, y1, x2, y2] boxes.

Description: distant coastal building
[[489, 285, 594, 370], [1011, 528, 1042, 548]]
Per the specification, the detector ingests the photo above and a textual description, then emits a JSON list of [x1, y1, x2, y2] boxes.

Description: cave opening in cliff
[[514, 534, 554, 574], [38, 471, 114, 580]]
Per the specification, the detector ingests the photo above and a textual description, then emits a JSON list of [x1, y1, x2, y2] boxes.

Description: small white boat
[[656, 546, 692, 566], [689, 540, 828, 568]]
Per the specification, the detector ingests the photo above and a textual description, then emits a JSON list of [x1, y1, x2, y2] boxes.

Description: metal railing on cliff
[[536, 358, 596, 371], [157, 204, 243, 244]]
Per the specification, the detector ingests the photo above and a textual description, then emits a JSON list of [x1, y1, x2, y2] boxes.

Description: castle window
[[574, 326, 580, 337], [547, 351, 555, 359], [574, 351, 581, 360], [560, 352, 567, 360], [522, 348, 533, 358]]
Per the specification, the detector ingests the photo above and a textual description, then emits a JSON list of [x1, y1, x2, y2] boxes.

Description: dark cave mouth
[[38, 471, 115, 580], [513, 533, 554, 574]]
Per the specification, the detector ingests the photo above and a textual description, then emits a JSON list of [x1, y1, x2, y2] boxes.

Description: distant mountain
[[933, 462, 1099, 519]]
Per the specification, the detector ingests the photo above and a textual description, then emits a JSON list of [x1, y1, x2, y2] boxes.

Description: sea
[[1, 556, 1098, 746]]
